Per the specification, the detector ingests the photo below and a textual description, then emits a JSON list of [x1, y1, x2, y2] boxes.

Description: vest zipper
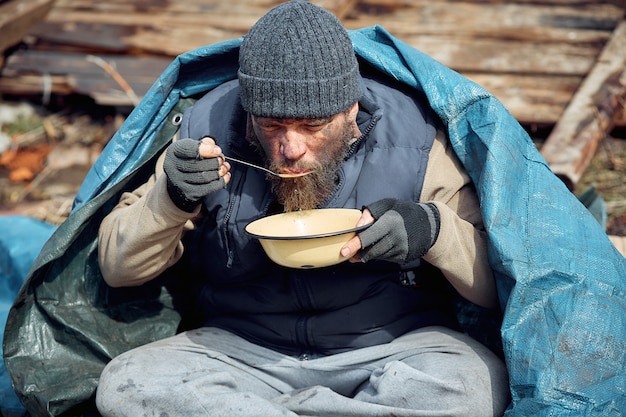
[[295, 315, 310, 352], [222, 170, 246, 268], [222, 167, 273, 268], [223, 199, 235, 268], [292, 274, 314, 352]]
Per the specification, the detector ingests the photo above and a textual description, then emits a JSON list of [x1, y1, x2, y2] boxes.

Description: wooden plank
[[29, 0, 622, 70], [0, 0, 55, 55], [394, 35, 600, 75], [466, 73, 582, 126], [27, 0, 357, 56], [2, 50, 169, 78], [540, 20, 626, 190], [29, 21, 140, 53], [28, 0, 354, 56], [0, 50, 170, 106], [346, 0, 621, 42], [23, 22, 606, 76], [0, 74, 74, 96], [343, 1, 620, 126], [344, 0, 620, 76]]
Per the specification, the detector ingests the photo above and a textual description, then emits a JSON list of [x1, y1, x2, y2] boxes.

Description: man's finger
[[340, 235, 362, 259], [198, 137, 222, 159]]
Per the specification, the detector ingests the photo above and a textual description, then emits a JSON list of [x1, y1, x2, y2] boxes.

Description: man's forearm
[[98, 175, 197, 287], [424, 201, 497, 308]]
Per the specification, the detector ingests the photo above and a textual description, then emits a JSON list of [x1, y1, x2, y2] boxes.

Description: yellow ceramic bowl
[[245, 208, 369, 269]]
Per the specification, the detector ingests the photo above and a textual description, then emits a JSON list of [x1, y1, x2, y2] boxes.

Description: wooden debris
[[541, 21, 626, 190], [342, 0, 624, 126], [85, 55, 140, 106], [0, 50, 170, 106], [0, 0, 54, 66], [0, 0, 623, 123]]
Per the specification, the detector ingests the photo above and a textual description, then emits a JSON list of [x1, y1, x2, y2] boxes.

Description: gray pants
[[96, 326, 510, 417]]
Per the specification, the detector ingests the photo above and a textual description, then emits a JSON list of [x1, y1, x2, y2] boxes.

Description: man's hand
[[163, 137, 231, 212], [341, 198, 440, 264]]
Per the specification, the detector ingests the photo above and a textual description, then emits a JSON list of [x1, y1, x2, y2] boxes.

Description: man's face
[[249, 103, 359, 212]]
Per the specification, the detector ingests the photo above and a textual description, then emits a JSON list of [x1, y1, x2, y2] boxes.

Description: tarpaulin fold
[[2, 26, 624, 416]]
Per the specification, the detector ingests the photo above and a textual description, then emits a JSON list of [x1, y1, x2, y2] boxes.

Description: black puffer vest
[[177, 74, 459, 356]]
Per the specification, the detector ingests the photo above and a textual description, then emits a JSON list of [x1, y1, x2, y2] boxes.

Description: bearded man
[[95, 1, 510, 416]]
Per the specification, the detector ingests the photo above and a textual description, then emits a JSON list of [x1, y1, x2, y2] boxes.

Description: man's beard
[[251, 118, 354, 212]]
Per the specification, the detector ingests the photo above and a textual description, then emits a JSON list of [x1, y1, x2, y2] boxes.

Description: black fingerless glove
[[163, 138, 225, 212], [358, 198, 440, 264]]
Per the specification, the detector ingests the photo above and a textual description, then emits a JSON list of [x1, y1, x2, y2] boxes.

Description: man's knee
[[355, 354, 509, 416], [95, 355, 127, 415]]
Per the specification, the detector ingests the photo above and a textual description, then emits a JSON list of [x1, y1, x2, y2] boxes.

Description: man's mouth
[[279, 167, 312, 175]]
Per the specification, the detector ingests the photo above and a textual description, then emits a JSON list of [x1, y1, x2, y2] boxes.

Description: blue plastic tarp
[[3, 26, 625, 416], [0, 216, 56, 415]]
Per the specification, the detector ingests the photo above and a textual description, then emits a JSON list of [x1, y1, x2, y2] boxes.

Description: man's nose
[[279, 132, 307, 161]]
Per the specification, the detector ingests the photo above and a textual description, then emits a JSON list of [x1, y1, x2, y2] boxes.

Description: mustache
[[267, 160, 339, 212], [266, 159, 320, 174]]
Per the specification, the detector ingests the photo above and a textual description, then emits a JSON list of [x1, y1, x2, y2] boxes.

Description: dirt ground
[[0, 96, 625, 236]]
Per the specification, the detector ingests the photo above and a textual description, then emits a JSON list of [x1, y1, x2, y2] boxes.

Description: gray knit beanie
[[238, 0, 362, 118]]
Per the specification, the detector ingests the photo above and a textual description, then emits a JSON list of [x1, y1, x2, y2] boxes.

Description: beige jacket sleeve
[[98, 151, 200, 287], [421, 130, 497, 308]]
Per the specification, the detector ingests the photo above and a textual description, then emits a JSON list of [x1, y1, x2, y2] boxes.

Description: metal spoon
[[223, 155, 312, 178]]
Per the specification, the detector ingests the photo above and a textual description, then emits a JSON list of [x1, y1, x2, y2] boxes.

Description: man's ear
[[347, 102, 361, 137], [347, 102, 359, 121], [245, 113, 255, 142]]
